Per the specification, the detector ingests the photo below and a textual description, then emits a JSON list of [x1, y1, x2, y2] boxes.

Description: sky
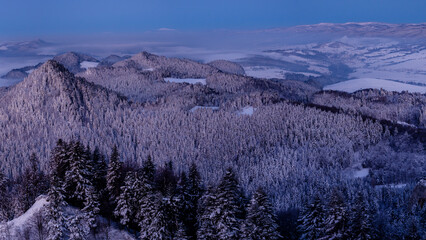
[[0, 0, 425, 37]]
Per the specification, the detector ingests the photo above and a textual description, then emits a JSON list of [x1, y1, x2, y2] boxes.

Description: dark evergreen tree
[[241, 188, 282, 240], [155, 160, 177, 196], [83, 185, 100, 232], [106, 145, 123, 211], [298, 195, 326, 240], [197, 186, 217, 240], [115, 172, 138, 228], [19, 153, 49, 212], [142, 155, 156, 182], [46, 174, 67, 240], [213, 168, 244, 240], [185, 162, 203, 239], [321, 188, 349, 240], [0, 171, 12, 221], [92, 147, 108, 193], [350, 192, 374, 240], [65, 141, 91, 205], [50, 139, 71, 183]]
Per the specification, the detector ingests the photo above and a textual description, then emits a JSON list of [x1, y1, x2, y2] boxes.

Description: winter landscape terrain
[[0, 22, 425, 239]]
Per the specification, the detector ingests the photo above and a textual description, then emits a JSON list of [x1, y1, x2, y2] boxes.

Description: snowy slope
[[324, 78, 426, 94], [0, 195, 136, 240]]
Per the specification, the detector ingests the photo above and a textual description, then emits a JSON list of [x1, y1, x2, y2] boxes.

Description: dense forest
[[0, 139, 424, 239]]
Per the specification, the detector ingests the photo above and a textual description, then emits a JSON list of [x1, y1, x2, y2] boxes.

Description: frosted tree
[[65, 141, 90, 203], [68, 214, 89, 240], [114, 172, 137, 228], [83, 185, 100, 231], [139, 192, 168, 240], [184, 162, 203, 238], [213, 168, 244, 240], [350, 192, 374, 240], [298, 195, 326, 240], [46, 175, 67, 240], [241, 188, 282, 240], [106, 145, 123, 209], [197, 186, 217, 240], [321, 188, 348, 240], [0, 171, 11, 221]]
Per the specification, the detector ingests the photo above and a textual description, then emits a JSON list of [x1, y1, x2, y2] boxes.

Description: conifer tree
[[197, 186, 217, 240], [241, 188, 282, 240], [51, 139, 71, 183], [46, 175, 67, 240], [83, 185, 100, 231], [185, 162, 203, 238], [140, 155, 155, 182], [106, 145, 122, 209], [298, 195, 326, 240], [213, 168, 244, 240], [321, 188, 348, 240], [65, 141, 91, 203], [0, 171, 11, 221], [115, 172, 138, 228], [350, 191, 374, 240]]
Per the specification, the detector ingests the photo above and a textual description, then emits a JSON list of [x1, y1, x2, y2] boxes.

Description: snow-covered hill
[[0, 196, 135, 240]]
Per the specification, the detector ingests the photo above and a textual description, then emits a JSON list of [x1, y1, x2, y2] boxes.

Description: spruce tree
[[0, 171, 11, 221], [298, 195, 326, 240], [185, 162, 202, 239], [65, 141, 90, 204], [241, 188, 282, 240], [115, 172, 138, 228], [321, 188, 348, 240], [213, 168, 244, 240], [197, 186, 217, 240], [106, 145, 123, 210], [350, 192, 374, 240], [83, 185, 100, 231], [46, 175, 67, 240], [51, 139, 71, 183]]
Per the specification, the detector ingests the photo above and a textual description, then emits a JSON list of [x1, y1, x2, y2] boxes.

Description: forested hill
[[0, 52, 424, 238]]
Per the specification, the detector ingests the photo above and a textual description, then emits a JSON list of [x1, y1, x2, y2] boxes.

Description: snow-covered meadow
[[324, 78, 426, 94]]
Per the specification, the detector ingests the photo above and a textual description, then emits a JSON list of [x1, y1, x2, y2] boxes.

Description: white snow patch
[[238, 106, 255, 116], [165, 77, 206, 85], [80, 61, 99, 69], [9, 195, 48, 228], [353, 168, 369, 178], [26, 69, 34, 74], [190, 106, 219, 112], [375, 183, 407, 189], [0, 195, 136, 240], [324, 78, 426, 94]]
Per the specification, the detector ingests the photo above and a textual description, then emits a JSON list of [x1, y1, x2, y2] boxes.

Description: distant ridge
[[262, 22, 426, 38]]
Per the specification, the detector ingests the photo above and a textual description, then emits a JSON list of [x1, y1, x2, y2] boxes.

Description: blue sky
[[0, 0, 425, 36]]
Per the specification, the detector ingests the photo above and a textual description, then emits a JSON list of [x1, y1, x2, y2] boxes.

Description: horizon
[[0, 0, 425, 37]]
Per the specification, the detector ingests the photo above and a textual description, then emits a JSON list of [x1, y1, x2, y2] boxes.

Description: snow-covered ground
[[375, 183, 407, 189], [80, 61, 99, 69], [237, 106, 255, 116], [190, 106, 219, 112], [353, 168, 369, 178], [324, 78, 426, 93], [165, 77, 206, 85], [0, 195, 136, 240], [244, 66, 320, 79]]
